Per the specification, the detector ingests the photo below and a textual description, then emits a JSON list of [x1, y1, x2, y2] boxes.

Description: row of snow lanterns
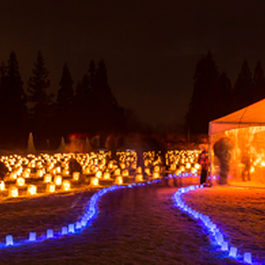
[[166, 150, 201, 176], [0, 148, 202, 199], [3, 181, 132, 247], [0, 150, 163, 198], [173, 186, 253, 264]]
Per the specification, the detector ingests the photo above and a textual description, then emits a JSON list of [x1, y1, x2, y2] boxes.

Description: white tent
[[209, 98, 265, 135], [209, 98, 265, 186]]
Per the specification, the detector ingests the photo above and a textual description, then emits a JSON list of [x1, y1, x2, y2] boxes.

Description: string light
[[173, 185, 254, 264]]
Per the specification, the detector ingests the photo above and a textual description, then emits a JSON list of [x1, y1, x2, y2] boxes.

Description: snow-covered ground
[[0, 178, 260, 264]]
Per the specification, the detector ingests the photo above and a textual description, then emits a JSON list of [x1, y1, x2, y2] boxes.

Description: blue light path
[[0, 181, 157, 249], [173, 184, 257, 264]]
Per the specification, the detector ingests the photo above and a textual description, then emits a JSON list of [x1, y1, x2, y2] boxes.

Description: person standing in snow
[[198, 149, 208, 185]]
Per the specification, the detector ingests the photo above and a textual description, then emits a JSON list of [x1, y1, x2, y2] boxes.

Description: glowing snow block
[[62, 180, 71, 191], [27, 185, 37, 196], [114, 176, 123, 185], [213, 228, 220, 235], [46, 183, 56, 193], [243, 252, 252, 264], [16, 177, 25, 186], [103, 171, 111, 180], [221, 241, 228, 251], [61, 226, 68, 235], [54, 175, 62, 186], [36, 169, 44, 178], [68, 224, 75, 233], [46, 229, 54, 239], [215, 232, 224, 246], [135, 174, 143, 182], [6, 235, 13, 246], [152, 172, 160, 179], [72, 172, 80, 181], [90, 177, 99, 186], [9, 186, 18, 197], [44, 174, 52, 183], [95, 171, 102, 178], [0, 180, 5, 190], [229, 247, 237, 258], [29, 232, 36, 241], [209, 223, 216, 232], [76, 222, 82, 229], [81, 219, 87, 226]]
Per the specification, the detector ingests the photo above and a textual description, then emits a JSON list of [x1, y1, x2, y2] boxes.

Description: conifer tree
[[27, 50, 53, 149], [232, 60, 253, 111], [1, 52, 28, 148], [55, 63, 74, 138], [252, 61, 265, 102], [93, 59, 125, 133], [185, 52, 219, 135], [218, 72, 232, 116]]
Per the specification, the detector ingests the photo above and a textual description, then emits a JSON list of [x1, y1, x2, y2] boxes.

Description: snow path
[[0, 183, 238, 265]]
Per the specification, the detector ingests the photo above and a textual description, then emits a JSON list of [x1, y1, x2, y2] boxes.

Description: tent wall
[[210, 126, 265, 185]]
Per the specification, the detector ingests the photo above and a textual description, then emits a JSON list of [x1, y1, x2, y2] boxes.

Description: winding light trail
[[0, 180, 159, 248], [172, 184, 255, 264]]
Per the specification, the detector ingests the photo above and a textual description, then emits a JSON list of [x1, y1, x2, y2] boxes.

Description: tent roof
[[209, 98, 265, 135]]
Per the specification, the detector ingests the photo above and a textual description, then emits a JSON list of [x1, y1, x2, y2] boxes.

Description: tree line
[[0, 51, 127, 150], [185, 52, 265, 137]]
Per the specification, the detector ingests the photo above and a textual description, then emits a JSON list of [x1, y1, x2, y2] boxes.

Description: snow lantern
[[72, 171, 80, 181], [9, 186, 18, 197], [27, 185, 37, 196], [62, 180, 71, 191]]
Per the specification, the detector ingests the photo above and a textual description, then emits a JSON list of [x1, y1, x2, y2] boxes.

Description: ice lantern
[[9, 186, 18, 197], [46, 183, 56, 193], [46, 229, 54, 239], [72, 171, 80, 181], [6, 235, 13, 246], [90, 177, 99, 186], [27, 185, 37, 196]]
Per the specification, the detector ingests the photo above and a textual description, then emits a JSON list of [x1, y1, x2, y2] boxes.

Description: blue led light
[[173, 185, 256, 264], [0, 178, 162, 250]]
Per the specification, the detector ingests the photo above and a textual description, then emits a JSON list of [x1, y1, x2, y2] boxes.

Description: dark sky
[[1, 1, 265, 127]]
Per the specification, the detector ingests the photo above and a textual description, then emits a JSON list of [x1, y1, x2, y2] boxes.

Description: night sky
[[1, 1, 265, 128]]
